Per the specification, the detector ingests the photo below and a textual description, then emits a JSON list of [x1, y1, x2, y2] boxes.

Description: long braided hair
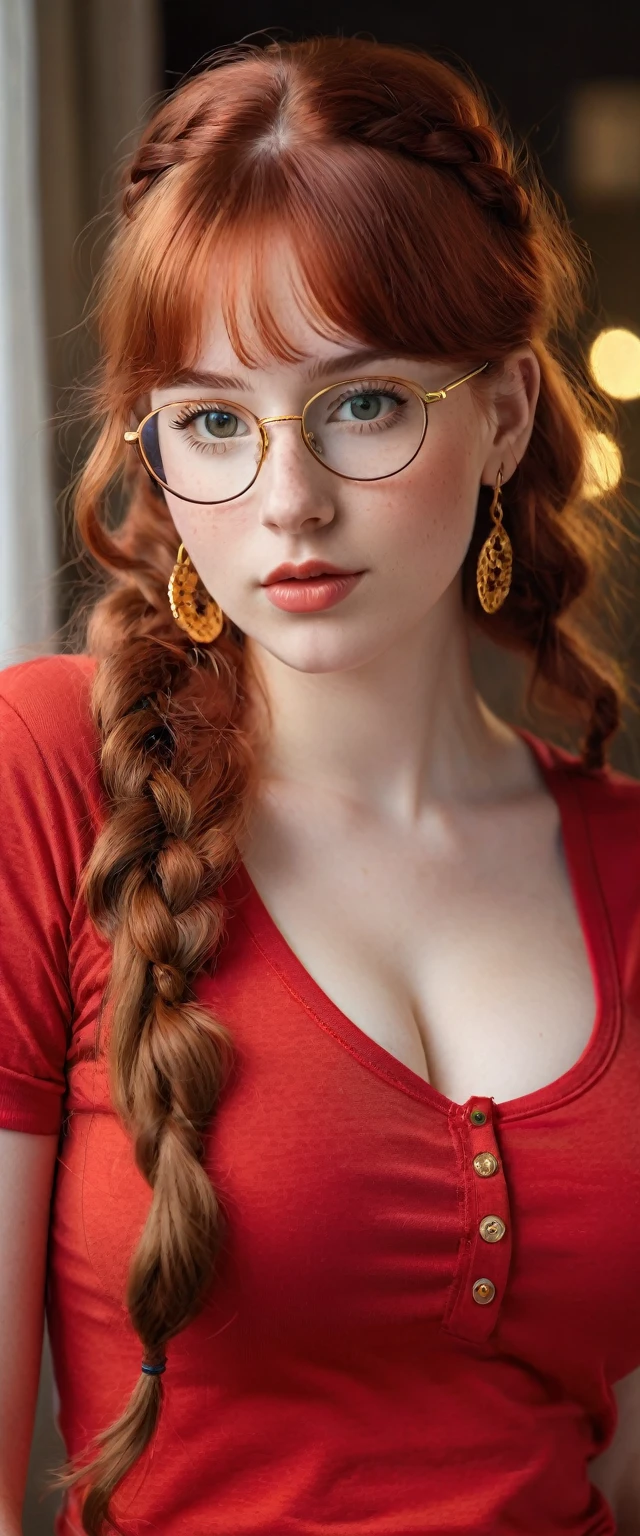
[[47, 35, 629, 1533]]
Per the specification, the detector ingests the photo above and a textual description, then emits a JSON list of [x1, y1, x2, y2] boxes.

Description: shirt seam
[[498, 767, 624, 1123]]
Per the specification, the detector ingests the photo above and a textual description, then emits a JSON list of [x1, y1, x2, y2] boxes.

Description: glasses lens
[[303, 378, 426, 480], [139, 383, 427, 498], [140, 401, 263, 502]]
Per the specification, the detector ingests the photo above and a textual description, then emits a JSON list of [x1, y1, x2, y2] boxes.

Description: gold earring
[[168, 544, 224, 643], [476, 467, 513, 614]]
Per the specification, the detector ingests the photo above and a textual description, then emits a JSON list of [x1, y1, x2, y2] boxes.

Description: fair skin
[[148, 242, 639, 1525]]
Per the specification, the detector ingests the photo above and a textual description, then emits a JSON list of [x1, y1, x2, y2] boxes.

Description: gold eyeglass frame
[[123, 360, 490, 505]]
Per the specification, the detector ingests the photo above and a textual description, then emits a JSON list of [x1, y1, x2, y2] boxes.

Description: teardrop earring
[[476, 467, 513, 614], [168, 544, 225, 643]]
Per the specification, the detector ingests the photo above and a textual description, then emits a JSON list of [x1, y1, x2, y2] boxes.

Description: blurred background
[[1, 0, 638, 1530]]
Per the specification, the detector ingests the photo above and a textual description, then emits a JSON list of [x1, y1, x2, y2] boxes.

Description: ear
[[480, 347, 541, 487], [133, 390, 152, 423]]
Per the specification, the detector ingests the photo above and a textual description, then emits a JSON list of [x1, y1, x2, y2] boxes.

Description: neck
[[243, 585, 532, 828]]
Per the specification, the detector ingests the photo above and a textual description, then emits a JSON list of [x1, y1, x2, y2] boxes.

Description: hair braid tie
[[141, 1358, 167, 1376]]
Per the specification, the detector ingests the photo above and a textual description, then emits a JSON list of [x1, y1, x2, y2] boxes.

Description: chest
[[240, 783, 598, 1105]]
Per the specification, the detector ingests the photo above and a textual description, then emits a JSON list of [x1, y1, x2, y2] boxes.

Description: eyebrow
[[167, 349, 414, 393]]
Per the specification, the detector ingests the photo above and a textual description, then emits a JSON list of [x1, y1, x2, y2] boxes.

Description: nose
[[256, 417, 336, 532]]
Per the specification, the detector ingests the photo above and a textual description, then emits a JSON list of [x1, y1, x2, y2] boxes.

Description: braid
[[421, 125, 530, 229], [533, 623, 619, 772], [46, 609, 261, 1529], [464, 497, 620, 773], [345, 115, 531, 230], [91, 634, 255, 1129], [125, 116, 530, 232], [122, 50, 531, 231], [123, 140, 188, 217]]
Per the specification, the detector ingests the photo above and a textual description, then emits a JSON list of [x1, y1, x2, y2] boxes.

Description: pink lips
[[264, 573, 365, 611]]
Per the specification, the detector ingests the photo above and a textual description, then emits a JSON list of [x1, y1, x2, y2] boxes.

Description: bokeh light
[[589, 327, 640, 399], [583, 431, 623, 499]]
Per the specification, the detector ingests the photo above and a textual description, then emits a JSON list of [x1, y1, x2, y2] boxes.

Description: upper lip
[[262, 559, 363, 585]]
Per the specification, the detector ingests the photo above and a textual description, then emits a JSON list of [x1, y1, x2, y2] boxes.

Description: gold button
[[479, 1214, 506, 1243], [469, 1108, 487, 1125], [473, 1152, 499, 1178], [472, 1278, 496, 1305]]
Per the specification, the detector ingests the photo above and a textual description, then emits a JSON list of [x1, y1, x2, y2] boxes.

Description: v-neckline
[[222, 726, 621, 1123]]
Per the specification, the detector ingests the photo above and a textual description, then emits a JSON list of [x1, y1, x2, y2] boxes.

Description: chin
[[253, 624, 397, 675]]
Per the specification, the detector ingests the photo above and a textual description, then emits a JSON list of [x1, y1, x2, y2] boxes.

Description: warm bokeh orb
[[589, 327, 640, 400]]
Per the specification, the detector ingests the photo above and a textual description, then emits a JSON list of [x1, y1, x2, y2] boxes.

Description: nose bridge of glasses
[[258, 412, 312, 462], [258, 412, 304, 427]]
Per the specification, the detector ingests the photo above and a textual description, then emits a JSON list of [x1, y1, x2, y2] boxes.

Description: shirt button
[[479, 1214, 507, 1243], [469, 1108, 487, 1125], [473, 1152, 499, 1178], [472, 1278, 496, 1305]]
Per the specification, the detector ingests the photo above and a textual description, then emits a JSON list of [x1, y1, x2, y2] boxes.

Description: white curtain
[[0, 0, 162, 673], [10, 5, 162, 1530], [0, 0, 55, 668]]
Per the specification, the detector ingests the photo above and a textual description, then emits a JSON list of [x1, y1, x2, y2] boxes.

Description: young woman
[[1, 34, 639, 1536]]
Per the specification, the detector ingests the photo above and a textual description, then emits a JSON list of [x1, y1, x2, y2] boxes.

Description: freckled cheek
[[364, 421, 481, 568], [418, 411, 480, 516], [163, 496, 248, 597]]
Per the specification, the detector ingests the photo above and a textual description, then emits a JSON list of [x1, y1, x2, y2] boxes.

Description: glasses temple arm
[[422, 360, 490, 403]]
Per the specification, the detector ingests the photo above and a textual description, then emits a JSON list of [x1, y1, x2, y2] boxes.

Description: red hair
[[47, 35, 628, 1533]]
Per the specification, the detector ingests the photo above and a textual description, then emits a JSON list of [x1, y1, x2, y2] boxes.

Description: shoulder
[[0, 650, 96, 735], [0, 652, 98, 778], [0, 655, 102, 1134], [541, 735, 640, 938], [0, 653, 104, 858], [545, 734, 640, 832]]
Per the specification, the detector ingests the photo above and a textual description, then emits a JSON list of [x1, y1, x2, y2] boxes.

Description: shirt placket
[[442, 1095, 512, 1343]]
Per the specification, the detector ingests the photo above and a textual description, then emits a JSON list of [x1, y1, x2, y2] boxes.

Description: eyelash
[[171, 380, 410, 428], [330, 380, 408, 411], [172, 401, 222, 428]]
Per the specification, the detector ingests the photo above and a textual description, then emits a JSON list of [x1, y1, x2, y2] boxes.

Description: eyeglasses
[[123, 361, 489, 505]]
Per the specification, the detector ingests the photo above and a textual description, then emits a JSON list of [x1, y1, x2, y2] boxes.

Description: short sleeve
[[0, 655, 98, 1133]]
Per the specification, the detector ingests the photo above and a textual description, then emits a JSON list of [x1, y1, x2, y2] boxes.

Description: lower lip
[[263, 573, 365, 611]]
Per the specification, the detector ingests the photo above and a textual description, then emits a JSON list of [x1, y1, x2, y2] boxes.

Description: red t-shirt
[[1, 653, 640, 1536]]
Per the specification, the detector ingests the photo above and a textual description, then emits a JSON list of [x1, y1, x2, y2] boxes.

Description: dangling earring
[[476, 466, 513, 614], [168, 544, 224, 643]]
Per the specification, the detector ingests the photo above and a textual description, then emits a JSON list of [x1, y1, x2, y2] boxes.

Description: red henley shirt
[[1, 653, 639, 1536]]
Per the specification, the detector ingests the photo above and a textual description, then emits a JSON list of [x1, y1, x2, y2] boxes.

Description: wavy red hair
[[46, 34, 629, 1534]]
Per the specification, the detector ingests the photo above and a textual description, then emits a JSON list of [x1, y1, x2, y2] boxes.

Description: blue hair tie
[[141, 1358, 167, 1376]]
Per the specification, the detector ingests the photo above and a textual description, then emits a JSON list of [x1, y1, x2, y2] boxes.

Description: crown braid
[[122, 77, 531, 231], [343, 116, 531, 230]]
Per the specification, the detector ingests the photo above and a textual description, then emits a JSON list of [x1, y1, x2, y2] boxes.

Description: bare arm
[[589, 1364, 640, 1536], [0, 1128, 59, 1532]]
